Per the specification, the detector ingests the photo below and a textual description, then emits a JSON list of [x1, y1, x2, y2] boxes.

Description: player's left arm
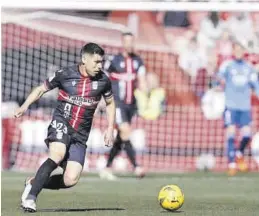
[[249, 67, 259, 99], [102, 79, 116, 147]]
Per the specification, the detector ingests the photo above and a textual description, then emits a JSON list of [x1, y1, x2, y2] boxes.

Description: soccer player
[[100, 32, 146, 180], [14, 43, 116, 212], [216, 42, 259, 176]]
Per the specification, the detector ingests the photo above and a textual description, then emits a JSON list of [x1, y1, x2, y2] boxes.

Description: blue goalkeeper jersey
[[217, 59, 259, 111]]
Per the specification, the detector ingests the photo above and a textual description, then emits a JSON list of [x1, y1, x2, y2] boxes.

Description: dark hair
[[80, 43, 105, 57], [122, 31, 134, 37]]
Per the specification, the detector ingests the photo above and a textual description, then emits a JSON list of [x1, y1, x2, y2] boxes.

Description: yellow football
[[158, 184, 184, 211]]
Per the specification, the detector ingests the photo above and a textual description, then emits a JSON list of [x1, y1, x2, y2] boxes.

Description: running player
[[15, 43, 116, 212]]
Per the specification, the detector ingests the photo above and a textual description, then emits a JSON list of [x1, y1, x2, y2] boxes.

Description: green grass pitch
[[2, 171, 259, 216]]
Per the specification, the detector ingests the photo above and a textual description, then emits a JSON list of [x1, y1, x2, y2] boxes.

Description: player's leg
[[120, 106, 145, 178], [21, 141, 67, 212], [106, 132, 123, 168], [100, 106, 129, 180], [224, 109, 237, 176], [100, 133, 122, 180], [236, 111, 252, 172], [60, 142, 86, 187], [238, 126, 251, 156], [100, 107, 125, 180], [226, 125, 237, 175], [43, 141, 86, 189], [22, 163, 66, 194], [21, 118, 70, 212], [119, 122, 138, 168]]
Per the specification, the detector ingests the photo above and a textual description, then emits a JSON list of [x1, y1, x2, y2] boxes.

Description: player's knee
[[226, 125, 236, 138], [63, 161, 82, 187], [120, 131, 131, 140], [63, 172, 80, 187], [49, 142, 67, 164]]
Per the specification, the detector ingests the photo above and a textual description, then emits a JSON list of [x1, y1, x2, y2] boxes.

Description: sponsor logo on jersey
[[67, 96, 99, 107]]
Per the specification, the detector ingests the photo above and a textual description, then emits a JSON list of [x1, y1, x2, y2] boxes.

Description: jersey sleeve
[[102, 78, 113, 99], [44, 69, 64, 90], [217, 60, 230, 80], [213, 60, 231, 87]]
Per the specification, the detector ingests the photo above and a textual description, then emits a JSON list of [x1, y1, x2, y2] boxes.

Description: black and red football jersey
[[104, 53, 146, 105], [44, 64, 113, 131]]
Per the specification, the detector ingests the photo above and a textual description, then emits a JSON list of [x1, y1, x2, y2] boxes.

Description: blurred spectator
[[164, 11, 190, 27], [197, 11, 226, 49], [192, 48, 219, 98], [227, 12, 254, 47], [173, 30, 195, 55], [134, 72, 166, 120], [217, 31, 233, 57], [219, 12, 231, 22], [254, 24, 259, 52], [156, 11, 190, 27], [178, 36, 207, 81], [216, 30, 233, 65], [206, 49, 219, 78]]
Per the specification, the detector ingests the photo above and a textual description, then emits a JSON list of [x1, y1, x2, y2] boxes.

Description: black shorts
[[45, 116, 88, 166], [115, 103, 137, 125]]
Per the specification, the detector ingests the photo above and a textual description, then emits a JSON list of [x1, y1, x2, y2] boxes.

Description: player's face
[[233, 44, 244, 59], [122, 35, 134, 54], [82, 53, 103, 77]]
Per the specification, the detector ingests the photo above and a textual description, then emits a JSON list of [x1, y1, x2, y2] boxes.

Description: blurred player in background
[[100, 32, 147, 180], [216, 41, 259, 176], [14, 43, 116, 212]]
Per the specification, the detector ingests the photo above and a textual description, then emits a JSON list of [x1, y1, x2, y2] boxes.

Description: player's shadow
[[39, 207, 125, 212], [161, 210, 184, 213]]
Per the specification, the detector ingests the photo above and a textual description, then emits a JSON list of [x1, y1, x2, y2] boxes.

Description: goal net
[[2, 10, 259, 173]]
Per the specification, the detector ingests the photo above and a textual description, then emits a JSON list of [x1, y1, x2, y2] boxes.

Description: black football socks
[[124, 140, 137, 168], [43, 174, 72, 189], [106, 134, 122, 167], [27, 158, 58, 201]]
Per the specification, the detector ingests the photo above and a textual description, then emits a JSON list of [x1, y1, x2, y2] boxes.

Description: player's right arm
[[14, 69, 63, 118], [213, 60, 230, 91], [14, 84, 48, 118]]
